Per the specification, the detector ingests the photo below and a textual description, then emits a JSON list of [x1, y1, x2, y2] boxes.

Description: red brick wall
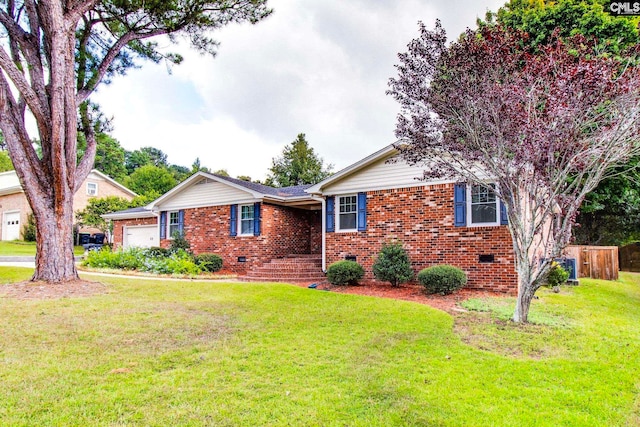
[[161, 203, 318, 273], [112, 217, 157, 250], [326, 184, 517, 293]]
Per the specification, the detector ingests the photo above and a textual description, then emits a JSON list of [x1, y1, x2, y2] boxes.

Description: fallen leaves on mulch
[[0, 280, 107, 300], [304, 281, 506, 313]]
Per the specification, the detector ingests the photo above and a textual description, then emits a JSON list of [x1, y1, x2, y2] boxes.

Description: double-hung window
[[168, 211, 180, 237], [338, 195, 358, 231], [239, 204, 254, 235], [86, 182, 98, 196], [469, 184, 498, 226]]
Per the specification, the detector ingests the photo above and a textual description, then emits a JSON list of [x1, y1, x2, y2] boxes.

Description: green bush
[[144, 247, 170, 258], [22, 214, 37, 242], [372, 242, 414, 287], [326, 260, 365, 286], [83, 247, 202, 275], [169, 231, 191, 254], [417, 265, 467, 295], [194, 253, 223, 273], [546, 263, 570, 288]]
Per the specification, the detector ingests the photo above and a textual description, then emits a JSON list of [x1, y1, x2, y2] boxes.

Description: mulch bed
[[303, 281, 506, 313]]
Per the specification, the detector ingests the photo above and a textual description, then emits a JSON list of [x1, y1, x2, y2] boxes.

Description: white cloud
[[93, 0, 505, 181]]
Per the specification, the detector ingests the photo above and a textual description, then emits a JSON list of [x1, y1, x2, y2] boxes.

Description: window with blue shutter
[[178, 210, 185, 235], [230, 204, 238, 237], [357, 192, 367, 231], [500, 201, 508, 225], [253, 202, 261, 236], [159, 211, 167, 239], [326, 196, 335, 232], [454, 184, 466, 227]]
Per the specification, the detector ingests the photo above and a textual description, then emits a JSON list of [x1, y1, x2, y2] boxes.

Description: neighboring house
[[0, 169, 136, 241], [106, 144, 517, 291]]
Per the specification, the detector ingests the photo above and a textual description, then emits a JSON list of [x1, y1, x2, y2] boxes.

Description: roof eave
[[306, 143, 399, 195]]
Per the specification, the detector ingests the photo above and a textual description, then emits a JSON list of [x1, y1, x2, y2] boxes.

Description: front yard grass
[[0, 267, 639, 426], [0, 240, 85, 256]]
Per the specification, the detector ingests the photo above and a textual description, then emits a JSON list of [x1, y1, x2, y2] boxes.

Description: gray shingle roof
[[212, 174, 312, 198]]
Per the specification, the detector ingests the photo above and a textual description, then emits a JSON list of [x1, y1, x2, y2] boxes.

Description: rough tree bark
[[0, 0, 271, 283]]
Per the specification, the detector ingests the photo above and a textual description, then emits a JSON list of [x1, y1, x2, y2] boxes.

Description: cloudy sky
[[93, 0, 505, 181]]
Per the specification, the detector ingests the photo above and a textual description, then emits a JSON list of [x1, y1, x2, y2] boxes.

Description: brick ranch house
[[105, 144, 517, 292], [0, 169, 136, 241]]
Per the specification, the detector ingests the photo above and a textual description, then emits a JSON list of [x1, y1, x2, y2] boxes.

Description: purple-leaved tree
[[0, 1, 271, 283], [388, 22, 640, 322]]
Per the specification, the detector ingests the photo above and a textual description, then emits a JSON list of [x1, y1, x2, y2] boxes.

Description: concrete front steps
[[238, 254, 326, 283]]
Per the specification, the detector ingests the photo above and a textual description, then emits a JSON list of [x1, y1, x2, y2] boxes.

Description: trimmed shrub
[[22, 214, 37, 242], [546, 262, 570, 291], [195, 253, 223, 273], [372, 242, 414, 287], [326, 260, 365, 286], [418, 265, 467, 295], [169, 231, 191, 254]]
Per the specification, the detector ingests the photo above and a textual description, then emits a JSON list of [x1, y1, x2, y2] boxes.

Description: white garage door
[[2, 211, 20, 241], [124, 225, 157, 248]]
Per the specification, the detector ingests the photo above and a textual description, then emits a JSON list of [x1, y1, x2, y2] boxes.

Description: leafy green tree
[[265, 133, 333, 187], [0, 0, 271, 282], [213, 169, 230, 177], [76, 196, 146, 233], [125, 149, 152, 174], [125, 165, 177, 197], [490, 0, 640, 246], [93, 134, 127, 182], [191, 157, 210, 174], [489, 0, 639, 55], [0, 151, 14, 172], [169, 164, 192, 183]]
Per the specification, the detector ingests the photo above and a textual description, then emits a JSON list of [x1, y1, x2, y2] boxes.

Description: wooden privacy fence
[[563, 245, 619, 281], [619, 242, 640, 272]]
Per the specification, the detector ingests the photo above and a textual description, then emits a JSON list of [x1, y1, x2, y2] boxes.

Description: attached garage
[[124, 225, 157, 249], [2, 210, 21, 241]]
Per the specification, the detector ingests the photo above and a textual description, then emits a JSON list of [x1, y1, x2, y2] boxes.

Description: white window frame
[[337, 194, 358, 232], [467, 183, 500, 227], [167, 210, 180, 239], [238, 204, 255, 236], [86, 182, 98, 196]]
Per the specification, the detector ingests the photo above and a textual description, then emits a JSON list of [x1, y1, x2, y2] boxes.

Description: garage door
[[2, 211, 20, 241], [124, 225, 157, 248]]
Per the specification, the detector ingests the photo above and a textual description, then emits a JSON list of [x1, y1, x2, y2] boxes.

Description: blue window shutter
[[500, 201, 508, 225], [326, 196, 335, 233], [454, 184, 466, 227], [159, 211, 167, 239], [253, 202, 261, 236], [178, 210, 185, 235], [230, 204, 238, 237], [357, 192, 367, 231]]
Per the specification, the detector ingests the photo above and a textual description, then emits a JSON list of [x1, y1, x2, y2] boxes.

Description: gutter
[[311, 196, 326, 272]]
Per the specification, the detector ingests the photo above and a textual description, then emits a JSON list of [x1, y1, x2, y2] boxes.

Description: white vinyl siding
[[322, 154, 451, 194], [159, 179, 254, 210]]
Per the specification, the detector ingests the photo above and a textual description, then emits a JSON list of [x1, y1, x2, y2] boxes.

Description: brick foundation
[[326, 184, 517, 293]]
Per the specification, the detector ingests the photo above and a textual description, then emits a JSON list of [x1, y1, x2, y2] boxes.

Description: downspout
[[311, 196, 326, 272]]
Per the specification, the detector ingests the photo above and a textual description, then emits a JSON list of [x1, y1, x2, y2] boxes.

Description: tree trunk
[[29, 182, 79, 283], [512, 284, 535, 323]]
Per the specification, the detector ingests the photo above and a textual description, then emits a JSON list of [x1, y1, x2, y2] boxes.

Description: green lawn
[[0, 268, 639, 426], [0, 240, 85, 256]]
